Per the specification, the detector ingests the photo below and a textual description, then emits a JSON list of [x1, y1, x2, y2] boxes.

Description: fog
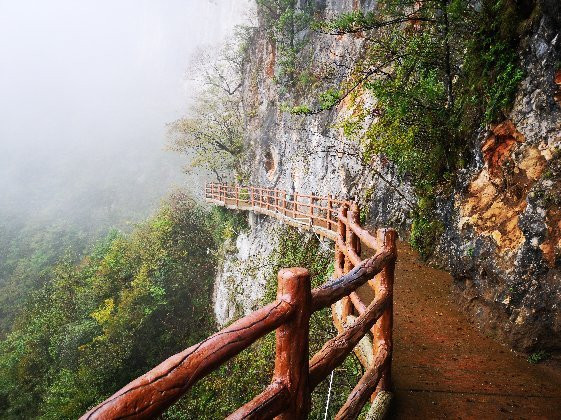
[[0, 0, 252, 231]]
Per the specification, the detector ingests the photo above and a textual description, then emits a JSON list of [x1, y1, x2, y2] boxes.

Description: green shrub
[[528, 350, 550, 364]]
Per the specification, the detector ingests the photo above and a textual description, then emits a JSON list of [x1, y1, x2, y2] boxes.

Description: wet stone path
[[387, 242, 561, 419]]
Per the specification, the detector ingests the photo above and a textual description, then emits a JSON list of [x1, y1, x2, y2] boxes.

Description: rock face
[[215, 0, 561, 352], [437, 8, 561, 352], [213, 215, 280, 325]]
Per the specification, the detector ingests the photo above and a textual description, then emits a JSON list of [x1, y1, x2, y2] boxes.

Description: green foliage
[[0, 193, 219, 419], [283, 102, 313, 115], [256, 0, 315, 86], [311, 0, 533, 256], [410, 198, 445, 259], [168, 89, 246, 181], [528, 350, 550, 364], [0, 203, 360, 419], [319, 88, 343, 110], [169, 29, 252, 182], [460, 0, 528, 125], [205, 206, 248, 245], [0, 222, 92, 336], [170, 226, 361, 419], [263, 228, 362, 418]]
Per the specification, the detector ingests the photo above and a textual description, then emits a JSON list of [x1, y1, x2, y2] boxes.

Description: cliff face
[[214, 0, 561, 353], [438, 9, 561, 351]]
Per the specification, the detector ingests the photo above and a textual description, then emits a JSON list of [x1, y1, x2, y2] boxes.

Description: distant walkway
[[205, 183, 349, 241], [389, 243, 561, 419]]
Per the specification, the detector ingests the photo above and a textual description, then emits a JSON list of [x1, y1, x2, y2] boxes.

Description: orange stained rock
[[459, 120, 550, 254], [481, 120, 523, 173]]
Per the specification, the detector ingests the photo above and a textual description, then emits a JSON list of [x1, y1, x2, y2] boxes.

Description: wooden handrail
[[80, 298, 295, 419], [82, 185, 397, 419]]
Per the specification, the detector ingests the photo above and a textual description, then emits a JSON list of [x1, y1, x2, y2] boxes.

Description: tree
[[168, 35, 251, 183], [307, 0, 528, 189], [256, 0, 315, 85]]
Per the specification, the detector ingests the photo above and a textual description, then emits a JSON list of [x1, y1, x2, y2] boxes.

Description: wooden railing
[[81, 184, 397, 420], [205, 183, 350, 240]]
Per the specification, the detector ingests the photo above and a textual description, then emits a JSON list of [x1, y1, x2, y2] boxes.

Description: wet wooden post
[[327, 194, 333, 231], [274, 267, 311, 419], [294, 192, 298, 218], [344, 204, 357, 274], [338, 205, 353, 322], [250, 186, 255, 207], [350, 203, 362, 261], [235, 186, 239, 207], [309, 196, 314, 226], [373, 228, 397, 395]]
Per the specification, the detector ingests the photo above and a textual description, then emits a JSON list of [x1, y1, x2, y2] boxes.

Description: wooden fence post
[[266, 189, 269, 210], [309, 196, 314, 226], [273, 268, 311, 419], [373, 228, 397, 395], [338, 205, 352, 322], [327, 194, 333, 231], [344, 204, 357, 273], [294, 192, 298, 218], [350, 203, 362, 261]]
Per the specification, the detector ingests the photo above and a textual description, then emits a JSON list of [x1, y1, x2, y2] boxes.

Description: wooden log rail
[[205, 183, 350, 241], [81, 185, 397, 420]]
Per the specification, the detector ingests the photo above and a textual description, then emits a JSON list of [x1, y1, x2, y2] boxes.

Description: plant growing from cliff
[[256, 0, 315, 87], [528, 350, 550, 364], [293, 0, 534, 257], [314, 0, 529, 182], [169, 226, 362, 419]]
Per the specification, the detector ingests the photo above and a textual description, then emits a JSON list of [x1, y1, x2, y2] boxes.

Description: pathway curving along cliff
[[207, 184, 561, 419]]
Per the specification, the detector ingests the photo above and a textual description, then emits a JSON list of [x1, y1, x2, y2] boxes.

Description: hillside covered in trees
[[1, 0, 560, 418]]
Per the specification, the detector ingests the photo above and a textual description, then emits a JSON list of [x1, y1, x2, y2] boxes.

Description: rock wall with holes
[[214, 0, 561, 352], [214, 0, 414, 326]]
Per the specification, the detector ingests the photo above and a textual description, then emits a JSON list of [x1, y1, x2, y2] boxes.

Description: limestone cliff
[[213, 0, 561, 353]]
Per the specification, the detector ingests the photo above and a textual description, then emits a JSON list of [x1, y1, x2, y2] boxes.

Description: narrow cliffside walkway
[[388, 242, 561, 419]]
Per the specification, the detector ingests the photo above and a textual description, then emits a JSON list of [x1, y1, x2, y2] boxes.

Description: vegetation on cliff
[[274, 0, 536, 257], [167, 226, 363, 419]]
